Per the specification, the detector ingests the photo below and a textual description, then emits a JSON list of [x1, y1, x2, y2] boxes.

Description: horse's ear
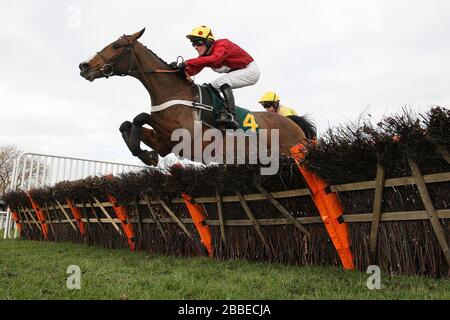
[[131, 28, 146, 41]]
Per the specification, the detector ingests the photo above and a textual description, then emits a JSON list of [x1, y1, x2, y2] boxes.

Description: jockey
[[259, 91, 317, 139], [259, 91, 298, 116], [184, 26, 260, 129]]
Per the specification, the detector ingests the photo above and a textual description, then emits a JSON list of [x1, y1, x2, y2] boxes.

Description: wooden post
[[408, 159, 450, 269], [24, 207, 42, 232], [88, 200, 106, 232], [51, 202, 62, 223], [93, 197, 122, 235], [82, 201, 91, 234], [50, 203, 61, 240], [19, 207, 34, 232], [159, 199, 193, 240], [133, 198, 143, 236], [369, 162, 385, 263], [254, 182, 310, 237], [55, 200, 78, 232], [144, 196, 167, 242], [44, 202, 56, 238], [215, 189, 227, 245], [437, 145, 450, 165], [235, 191, 272, 256]]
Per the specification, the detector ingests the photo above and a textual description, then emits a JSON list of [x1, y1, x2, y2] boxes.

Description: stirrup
[[226, 120, 239, 129], [223, 113, 239, 129], [216, 112, 238, 129], [216, 111, 229, 123], [216, 111, 234, 122]]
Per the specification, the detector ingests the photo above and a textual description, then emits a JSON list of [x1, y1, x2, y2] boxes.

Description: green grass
[[0, 233, 449, 299]]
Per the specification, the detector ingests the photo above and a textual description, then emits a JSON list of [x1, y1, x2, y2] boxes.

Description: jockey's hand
[[177, 62, 186, 70], [184, 65, 196, 77], [169, 61, 178, 69]]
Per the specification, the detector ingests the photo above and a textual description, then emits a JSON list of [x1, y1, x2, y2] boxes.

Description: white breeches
[[210, 61, 260, 90]]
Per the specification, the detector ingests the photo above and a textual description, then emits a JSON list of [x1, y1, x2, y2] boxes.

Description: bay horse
[[79, 29, 313, 168]]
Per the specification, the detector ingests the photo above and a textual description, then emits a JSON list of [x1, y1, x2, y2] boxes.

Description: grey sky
[[1, 0, 449, 165]]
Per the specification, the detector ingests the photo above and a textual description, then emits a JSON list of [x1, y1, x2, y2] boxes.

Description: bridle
[[96, 35, 183, 78], [93, 35, 197, 111]]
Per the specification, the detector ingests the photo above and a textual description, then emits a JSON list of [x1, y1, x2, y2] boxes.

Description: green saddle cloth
[[203, 85, 260, 132]]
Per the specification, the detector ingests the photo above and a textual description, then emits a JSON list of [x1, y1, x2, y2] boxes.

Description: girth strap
[[151, 99, 213, 112]]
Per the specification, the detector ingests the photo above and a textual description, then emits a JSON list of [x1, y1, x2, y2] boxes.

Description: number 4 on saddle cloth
[[195, 84, 260, 133]]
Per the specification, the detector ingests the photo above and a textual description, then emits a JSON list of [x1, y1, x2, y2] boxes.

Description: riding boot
[[217, 84, 239, 129]]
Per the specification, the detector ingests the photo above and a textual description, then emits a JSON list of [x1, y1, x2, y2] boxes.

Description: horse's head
[[79, 28, 146, 81]]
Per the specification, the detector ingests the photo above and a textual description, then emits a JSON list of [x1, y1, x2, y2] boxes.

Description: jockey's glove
[[177, 62, 186, 70], [169, 61, 178, 69], [169, 61, 185, 71]]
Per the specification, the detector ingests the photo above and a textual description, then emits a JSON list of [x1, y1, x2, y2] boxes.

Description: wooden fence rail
[[16, 167, 450, 272]]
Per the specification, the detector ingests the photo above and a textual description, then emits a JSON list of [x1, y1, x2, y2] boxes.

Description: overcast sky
[[1, 0, 449, 166]]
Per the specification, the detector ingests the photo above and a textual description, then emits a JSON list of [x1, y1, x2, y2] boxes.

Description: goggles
[[191, 39, 206, 47], [261, 102, 276, 109]]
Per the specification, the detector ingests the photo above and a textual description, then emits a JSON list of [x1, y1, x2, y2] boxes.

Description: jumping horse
[[79, 29, 314, 167]]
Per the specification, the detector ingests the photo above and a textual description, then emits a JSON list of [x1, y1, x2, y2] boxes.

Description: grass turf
[[0, 233, 449, 299]]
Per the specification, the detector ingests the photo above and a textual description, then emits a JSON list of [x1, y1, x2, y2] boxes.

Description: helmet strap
[[204, 40, 213, 56], [274, 102, 280, 111]]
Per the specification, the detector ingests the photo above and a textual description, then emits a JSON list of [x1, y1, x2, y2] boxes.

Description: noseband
[[96, 35, 182, 78]]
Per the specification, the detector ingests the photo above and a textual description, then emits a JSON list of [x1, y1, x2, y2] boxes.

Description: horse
[[79, 28, 315, 168]]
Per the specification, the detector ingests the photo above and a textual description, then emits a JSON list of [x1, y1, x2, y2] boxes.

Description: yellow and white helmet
[[186, 25, 215, 41], [259, 91, 281, 103]]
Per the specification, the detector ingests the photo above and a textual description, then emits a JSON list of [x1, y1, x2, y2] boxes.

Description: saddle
[[194, 84, 260, 133]]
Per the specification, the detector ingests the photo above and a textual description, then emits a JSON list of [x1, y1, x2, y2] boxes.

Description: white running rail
[[0, 211, 7, 231], [3, 152, 146, 239]]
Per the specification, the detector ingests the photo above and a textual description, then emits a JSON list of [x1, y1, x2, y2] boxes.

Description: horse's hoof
[[139, 150, 159, 166], [133, 112, 151, 126], [119, 121, 132, 133]]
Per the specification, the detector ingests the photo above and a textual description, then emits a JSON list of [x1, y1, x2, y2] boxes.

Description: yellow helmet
[[186, 25, 215, 41], [259, 91, 280, 103]]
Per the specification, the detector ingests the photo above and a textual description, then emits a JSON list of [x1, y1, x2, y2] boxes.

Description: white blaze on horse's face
[[79, 29, 145, 81], [83, 55, 96, 65], [79, 53, 106, 81]]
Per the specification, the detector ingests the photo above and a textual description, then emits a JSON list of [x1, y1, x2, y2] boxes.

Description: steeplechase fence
[[4, 107, 450, 277], [4, 156, 450, 277]]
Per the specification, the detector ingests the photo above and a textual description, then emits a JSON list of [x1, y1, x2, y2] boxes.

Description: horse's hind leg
[[119, 118, 159, 166]]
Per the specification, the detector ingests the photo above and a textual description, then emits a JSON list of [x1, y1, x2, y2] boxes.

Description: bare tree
[[0, 145, 22, 195]]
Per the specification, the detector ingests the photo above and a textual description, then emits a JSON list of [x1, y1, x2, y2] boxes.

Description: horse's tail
[[287, 114, 317, 140]]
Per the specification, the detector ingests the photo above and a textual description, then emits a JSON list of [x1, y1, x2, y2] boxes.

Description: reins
[[96, 35, 197, 110], [97, 35, 183, 78]]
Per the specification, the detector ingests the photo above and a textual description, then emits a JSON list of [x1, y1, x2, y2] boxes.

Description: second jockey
[[184, 25, 260, 129], [258, 91, 298, 116]]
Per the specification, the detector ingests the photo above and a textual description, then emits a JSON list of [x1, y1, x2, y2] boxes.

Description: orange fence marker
[[107, 194, 136, 251], [27, 193, 49, 240], [11, 210, 23, 236], [66, 199, 86, 236], [290, 143, 355, 270], [103, 175, 136, 251], [182, 193, 213, 257]]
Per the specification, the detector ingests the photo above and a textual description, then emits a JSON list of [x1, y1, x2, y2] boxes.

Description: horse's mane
[[137, 41, 191, 83], [142, 44, 170, 66]]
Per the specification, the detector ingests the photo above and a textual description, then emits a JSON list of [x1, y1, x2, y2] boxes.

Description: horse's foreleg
[[119, 113, 160, 166], [140, 128, 172, 157], [119, 120, 133, 146]]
